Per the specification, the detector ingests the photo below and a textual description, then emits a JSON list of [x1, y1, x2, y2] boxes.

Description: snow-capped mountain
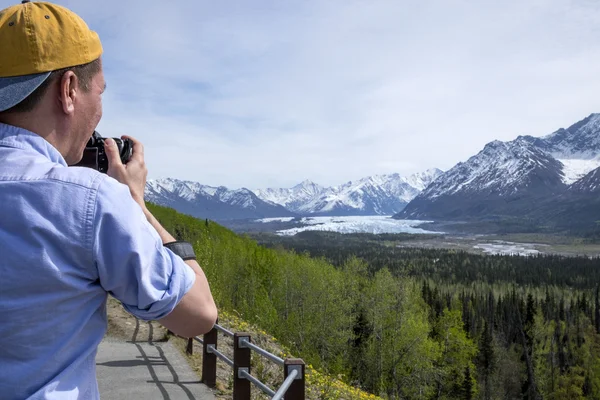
[[146, 178, 295, 220], [522, 114, 600, 159], [423, 139, 564, 198], [253, 180, 333, 213], [253, 169, 443, 216], [530, 165, 600, 230], [398, 139, 565, 220], [144, 169, 442, 221], [396, 114, 600, 231], [521, 113, 600, 184], [570, 166, 600, 194], [403, 169, 445, 191]]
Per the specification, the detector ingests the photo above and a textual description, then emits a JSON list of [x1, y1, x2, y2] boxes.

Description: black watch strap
[[164, 241, 196, 261]]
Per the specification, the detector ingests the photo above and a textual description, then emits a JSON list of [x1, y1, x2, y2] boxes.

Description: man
[[0, 1, 218, 399]]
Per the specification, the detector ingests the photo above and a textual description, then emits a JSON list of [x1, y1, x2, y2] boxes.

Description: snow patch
[[559, 158, 600, 185]]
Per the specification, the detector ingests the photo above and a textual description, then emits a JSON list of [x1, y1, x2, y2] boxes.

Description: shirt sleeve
[[91, 176, 196, 321]]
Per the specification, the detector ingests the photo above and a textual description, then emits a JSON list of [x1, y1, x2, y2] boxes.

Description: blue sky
[[5, 0, 600, 189]]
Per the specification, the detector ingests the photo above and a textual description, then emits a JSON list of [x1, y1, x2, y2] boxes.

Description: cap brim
[[0, 72, 52, 112]]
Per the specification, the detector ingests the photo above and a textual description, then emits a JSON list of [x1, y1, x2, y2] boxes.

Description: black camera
[[72, 131, 133, 173]]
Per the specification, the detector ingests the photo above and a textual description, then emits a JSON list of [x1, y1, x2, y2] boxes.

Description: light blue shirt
[[0, 123, 196, 399]]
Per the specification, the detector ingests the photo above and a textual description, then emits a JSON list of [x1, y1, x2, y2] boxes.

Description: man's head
[[0, 1, 104, 164]]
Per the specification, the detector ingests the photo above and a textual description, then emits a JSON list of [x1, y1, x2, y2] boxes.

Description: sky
[[6, 0, 600, 189]]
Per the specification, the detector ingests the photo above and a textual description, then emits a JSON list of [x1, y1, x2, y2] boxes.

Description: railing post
[[202, 326, 218, 388], [284, 359, 305, 400], [233, 333, 251, 400], [186, 338, 194, 355]]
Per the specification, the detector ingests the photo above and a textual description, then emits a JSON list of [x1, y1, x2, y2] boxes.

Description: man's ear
[[58, 71, 79, 115]]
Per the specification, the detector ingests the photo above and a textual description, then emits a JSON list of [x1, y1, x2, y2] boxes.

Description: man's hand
[[104, 136, 148, 209]]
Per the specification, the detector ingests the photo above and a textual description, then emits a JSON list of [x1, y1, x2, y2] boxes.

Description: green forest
[[148, 203, 600, 399]]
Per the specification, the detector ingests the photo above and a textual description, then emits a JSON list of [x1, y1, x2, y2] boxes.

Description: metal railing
[[175, 324, 305, 399]]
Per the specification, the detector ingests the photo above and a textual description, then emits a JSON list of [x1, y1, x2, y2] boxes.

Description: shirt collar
[[0, 122, 68, 167]]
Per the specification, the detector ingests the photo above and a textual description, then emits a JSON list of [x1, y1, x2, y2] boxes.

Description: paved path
[[96, 337, 216, 400]]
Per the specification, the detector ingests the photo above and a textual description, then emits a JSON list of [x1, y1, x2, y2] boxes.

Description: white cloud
[[5, 0, 600, 188]]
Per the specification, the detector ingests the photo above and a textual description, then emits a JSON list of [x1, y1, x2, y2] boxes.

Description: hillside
[[106, 297, 378, 400], [144, 201, 600, 399], [143, 202, 388, 399]]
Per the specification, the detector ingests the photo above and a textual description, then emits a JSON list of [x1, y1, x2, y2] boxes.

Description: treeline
[[148, 204, 600, 399], [423, 283, 600, 399], [252, 230, 600, 289]]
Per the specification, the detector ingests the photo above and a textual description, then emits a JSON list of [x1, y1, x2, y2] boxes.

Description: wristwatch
[[164, 241, 196, 261]]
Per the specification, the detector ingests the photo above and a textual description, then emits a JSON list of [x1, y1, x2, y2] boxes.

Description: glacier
[[255, 215, 442, 236]]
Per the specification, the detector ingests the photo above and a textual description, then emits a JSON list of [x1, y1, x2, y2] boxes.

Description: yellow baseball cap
[[0, 0, 103, 112]]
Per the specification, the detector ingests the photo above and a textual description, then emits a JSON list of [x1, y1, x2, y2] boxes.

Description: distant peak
[[483, 140, 506, 150], [582, 112, 600, 122], [421, 168, 443, 175], [156, 177, 196, 185], [516, 134, 536, 141], [160, 177, 179, 183], [514, 136, 532, 144], [570, 113, 600, 127], [294, 179, 320, 188]]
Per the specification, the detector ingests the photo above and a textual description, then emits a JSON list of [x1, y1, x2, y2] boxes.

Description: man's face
[[65, 64, 105, 165]]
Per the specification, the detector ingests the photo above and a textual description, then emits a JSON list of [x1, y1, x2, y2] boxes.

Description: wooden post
[[284, 359, 305, 400], [202, 327, 218, 388], [233, 333, 251, 400], [186, 338, 194, 355]]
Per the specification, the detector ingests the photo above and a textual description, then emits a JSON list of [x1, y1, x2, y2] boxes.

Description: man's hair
[[1, 58, 101, 114]]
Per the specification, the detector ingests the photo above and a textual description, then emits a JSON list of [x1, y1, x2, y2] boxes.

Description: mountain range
[[396, 113, 600, 233], [145, 169, 443, 220], [146, 113, 600, 234], [145, 179, 294, 220], [253, 169, 442, 216]]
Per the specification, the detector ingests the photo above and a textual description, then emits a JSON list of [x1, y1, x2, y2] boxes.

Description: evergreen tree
[[594, 284, 600, 334], [478, 321, 495, 400], [462, 365, 474, 400]]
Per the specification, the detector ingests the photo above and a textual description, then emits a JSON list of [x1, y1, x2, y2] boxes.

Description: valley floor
[[221, 215, 600, 257], [392, 233, 600, 257]]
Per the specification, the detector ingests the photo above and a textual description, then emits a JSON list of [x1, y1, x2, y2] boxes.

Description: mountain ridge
[[145, 169, 443, 220], [395, 113, 600, 233], [145, 178, 296, 220], [145, 113, 600, 233]]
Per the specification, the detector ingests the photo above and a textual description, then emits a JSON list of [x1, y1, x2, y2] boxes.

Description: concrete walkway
[[96, 337, 216, 400]]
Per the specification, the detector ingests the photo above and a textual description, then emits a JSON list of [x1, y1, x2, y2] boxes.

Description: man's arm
[[143, 208, 217, 337], [104, 136, 217, 337]]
